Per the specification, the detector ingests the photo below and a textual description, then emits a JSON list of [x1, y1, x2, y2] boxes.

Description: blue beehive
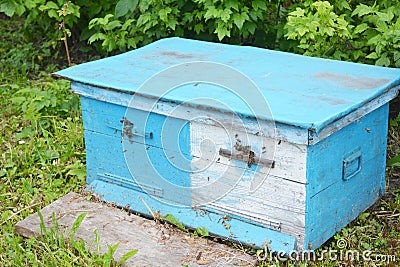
[[54, 38, 400, 252]]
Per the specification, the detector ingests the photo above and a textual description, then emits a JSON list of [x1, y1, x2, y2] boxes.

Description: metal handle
[[219, 148, 274, 168], [342, 147, 362, 181]]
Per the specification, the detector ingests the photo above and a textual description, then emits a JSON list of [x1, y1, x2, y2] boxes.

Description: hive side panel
[[190, 121, 307, 250], [304, 103, 389, 250]]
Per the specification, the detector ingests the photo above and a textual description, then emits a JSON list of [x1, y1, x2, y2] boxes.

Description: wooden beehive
[[53, 38, 400, 252]]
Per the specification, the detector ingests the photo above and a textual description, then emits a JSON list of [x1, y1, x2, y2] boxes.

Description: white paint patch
[[190, 121, 307, 184]]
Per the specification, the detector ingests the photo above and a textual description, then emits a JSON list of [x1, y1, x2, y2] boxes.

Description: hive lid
[[53, 37, 400, 138]]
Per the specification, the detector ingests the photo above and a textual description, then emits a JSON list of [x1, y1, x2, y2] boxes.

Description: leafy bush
[[0, 0, 114, 65], [352, 2, 400, 67], [284, 1, 352, 60], [1, 0, 80, 49], [2, 0, 400, 68], [285, 0, 400, 66], [87, 0, 290, 52], [1, 0, 291, 54]]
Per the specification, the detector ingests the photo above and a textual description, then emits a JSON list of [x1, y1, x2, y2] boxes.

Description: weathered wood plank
[[15, 192, 256, 267], [191, 160, 306, 212], [190, 121, 307, 184], [76, 87, 311, 145]]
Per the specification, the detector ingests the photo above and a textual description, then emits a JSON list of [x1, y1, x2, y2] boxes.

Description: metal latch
[[121, 118, 153, 139], [219, 144, 275, 168]]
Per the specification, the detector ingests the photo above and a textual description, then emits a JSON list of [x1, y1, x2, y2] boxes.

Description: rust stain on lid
[[314, 72, 390, 90], [160, 51, 195, 59], [316, 96, 349, 105]]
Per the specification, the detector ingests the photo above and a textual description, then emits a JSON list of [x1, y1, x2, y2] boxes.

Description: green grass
[[0, 17, 136, 266], [1, 15, 399, 266]]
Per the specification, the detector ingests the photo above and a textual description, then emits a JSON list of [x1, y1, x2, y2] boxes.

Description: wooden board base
[[15, 192, 256, 266]]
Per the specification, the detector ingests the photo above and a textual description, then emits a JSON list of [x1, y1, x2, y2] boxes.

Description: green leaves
[[352, 4, 375, 17], [204, 6, 221, 21], [162, 214, 189, 232], [89, 14, 114, 29], [11, 87, 57, 120], [136, 13, 151, 28], [215, 21, 231, 40], [34, 211, 138, 266], [69, 213, 87, 244], [38, 1, 58, 12], [105, 20, 122, 31], [118, 249, 138, 265], [194, 226, 209, 237], [232, 12, 249, 30], [284, 0, 400, 67], [394, 51, 400, 64], [115, 0, 138, 18], [3, 0, 400, 67], [0, 1, 26, 17], [158, 7, 172, 23], [37, 1, 80, 25], [285, 1, 352, 60], [353, 23, 369, 34], [66, 160, 86, 181], [88, 0, 282, 45], [251, 0, 267, 11], [196, 0, 273, 41], [350, 2, 400, 67], [336, 0, 351, 11], [375, 53, 391, 67], [388, 155, 400, 167], [88, 14, 140, 52]]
